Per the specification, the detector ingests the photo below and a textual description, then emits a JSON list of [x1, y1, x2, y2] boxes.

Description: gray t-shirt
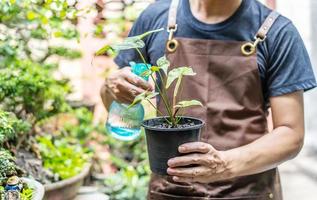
[[115, 0, 316, 106]]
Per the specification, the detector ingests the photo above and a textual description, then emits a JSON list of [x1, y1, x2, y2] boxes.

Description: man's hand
[[100, 67, 154, 109], [167, 91, 305, 184], [167, 142, 231, 183]]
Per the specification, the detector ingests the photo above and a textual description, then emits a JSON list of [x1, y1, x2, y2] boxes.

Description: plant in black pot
[[97, 29, 204, 175]]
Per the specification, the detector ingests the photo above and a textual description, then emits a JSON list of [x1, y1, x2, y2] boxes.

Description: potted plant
[[0, 1, 94, 199], [0, 110, 45, 200], [97, 29, 205, 175]]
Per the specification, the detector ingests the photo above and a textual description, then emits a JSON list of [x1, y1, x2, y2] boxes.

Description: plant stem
[[157, 69, 173, 116], [172, 76, 182, 118], [147, 100, 172, 124], [135, 48, 174, 122], [146, 99, 162, 116]]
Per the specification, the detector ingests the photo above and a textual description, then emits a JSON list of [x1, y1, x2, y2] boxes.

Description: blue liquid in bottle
[[106, 62, 150, 141]]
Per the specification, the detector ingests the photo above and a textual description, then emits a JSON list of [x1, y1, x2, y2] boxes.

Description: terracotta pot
[[43, 164, 91, 200]]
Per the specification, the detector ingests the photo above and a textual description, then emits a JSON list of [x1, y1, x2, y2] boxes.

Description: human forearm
[[167, 91, 304, 184], [224, 125, 304, 178]]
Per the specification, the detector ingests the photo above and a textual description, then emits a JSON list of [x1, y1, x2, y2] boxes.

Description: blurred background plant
[[0, 0, 95, 195]]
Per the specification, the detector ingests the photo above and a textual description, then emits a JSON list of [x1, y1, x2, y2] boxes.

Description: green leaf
[[112, 37, 145, 51], [138, 28, 164, 40], [95, 45, 114, 56], [145, 92, 159, 100], [166, 67, 196, 89], [26, 11, 37, 20], [175, 100, 203, 108], [96, 28, 164, 54], [129, 92, 147, 108], [156, 56, 170, 75], [129, 92, 158, 108]]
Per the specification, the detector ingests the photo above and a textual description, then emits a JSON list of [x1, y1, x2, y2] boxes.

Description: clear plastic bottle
[[106, 62, 150, 141]]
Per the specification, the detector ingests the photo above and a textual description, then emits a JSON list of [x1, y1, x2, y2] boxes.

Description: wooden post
[[266, 0, 276, 9]]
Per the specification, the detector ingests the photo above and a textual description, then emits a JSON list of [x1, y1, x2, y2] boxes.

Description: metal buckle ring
[[166, 39, 179, 53], [241, 42, 256, 56], [166, 24, 178, 53], [241, 36, 266, 56]]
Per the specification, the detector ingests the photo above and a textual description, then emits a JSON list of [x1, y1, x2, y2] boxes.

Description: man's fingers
[[172, 176, 194, 183], [168, 154, 217, 168], [167, 166, 213, 178], [172, 176, 207, 183], [117, 80, 145, 96], [124, 69, 153, 91], [178, 142, 214, 154]]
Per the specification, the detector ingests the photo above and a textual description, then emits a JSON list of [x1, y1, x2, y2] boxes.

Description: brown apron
[[149, 0, 283, 199]]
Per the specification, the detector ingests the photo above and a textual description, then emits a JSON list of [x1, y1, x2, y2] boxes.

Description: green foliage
[[129, 92, 158, 108], [175, 100, 203, 109], [104, 166, 149, 200], [166, 67, 196, 89], [0, 0, 90, 189], [0, 60, 71, 123], [156, 56, 170, 75], [0, 0, 81, 62], [96, 28, 164, 55], [37, 136, 90, 180], [63, 108, 95, 141], [48, 46, 82, 60], [0, 110, 30, 146], [97, 31, 202, 126], [20, 187, 33, 200], [0, 150, 18, 185], [0, 0, 81, 124], [101, 131, 150, 200], [0, 186, 4, 200]]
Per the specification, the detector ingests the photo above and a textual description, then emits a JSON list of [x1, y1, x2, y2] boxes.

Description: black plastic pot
[[142, 116, 205, 175]]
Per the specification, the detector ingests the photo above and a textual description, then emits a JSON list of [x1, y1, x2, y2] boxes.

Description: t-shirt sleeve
[[266, 22, 317, 97], [114, 12, 150, 68]]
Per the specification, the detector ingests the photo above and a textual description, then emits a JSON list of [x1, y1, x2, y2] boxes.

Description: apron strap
[[167, 0, 180, 30], [241, 11, 280, 56], [166, 0, 180, 53], [256, 11, 280, 39]]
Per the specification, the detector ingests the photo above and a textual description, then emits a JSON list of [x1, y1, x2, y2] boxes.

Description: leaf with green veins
[[166, 67, 196, 89], [96, 28, 164, 55], [138, 28, 164, 40], [145, 92, 159, 100], [175, 100, 203, 108], [129, 92, 159, 108], [156, 56, 170, 75], [95, 44, 114, 56], [112, 37, 145, 51], [174, 76, 182, 98]]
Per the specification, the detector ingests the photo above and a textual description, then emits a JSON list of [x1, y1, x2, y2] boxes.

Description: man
[[100, 0, 316, 199]]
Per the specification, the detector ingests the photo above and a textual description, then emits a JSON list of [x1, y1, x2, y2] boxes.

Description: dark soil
[[153, 121, 196, 129], [151, 118, 198, 129]]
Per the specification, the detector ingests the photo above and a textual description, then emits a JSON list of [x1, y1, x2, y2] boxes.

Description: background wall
[[275, 0, 317, 148]]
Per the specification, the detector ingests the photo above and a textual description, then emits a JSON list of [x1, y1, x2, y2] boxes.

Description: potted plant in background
[[96, 29, 205, 175], [0, 110, 44, 200], [0, 1, 94, 199]]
